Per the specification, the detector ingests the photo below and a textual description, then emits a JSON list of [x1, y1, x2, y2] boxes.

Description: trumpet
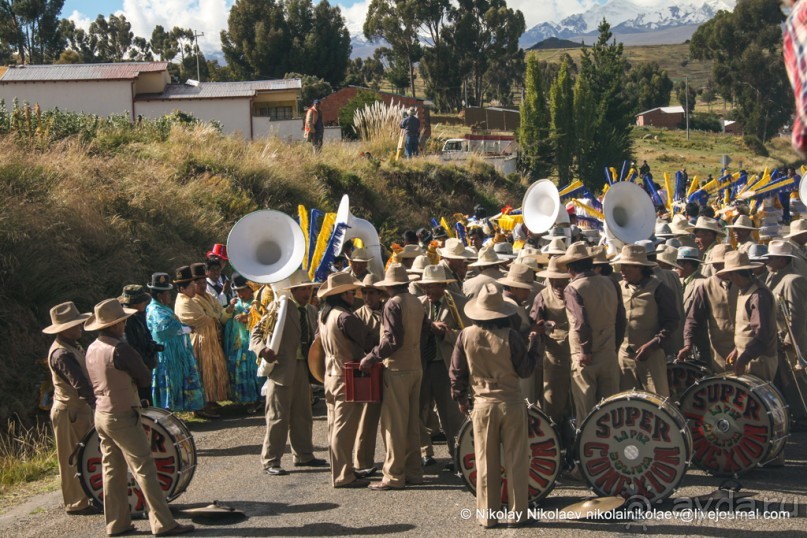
[[443, 290, 465, 330]]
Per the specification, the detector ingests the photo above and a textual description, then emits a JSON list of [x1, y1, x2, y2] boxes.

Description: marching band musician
[[676, 246, 710, 361], [316, 272, 375, 488], [462, 246, 507, 298], [689, 217, 727, 278], [557, 242, 625, 427], [353, 274, 385, 477], [42, 302, 97, 515], [782, 219, 807, 276], [449, 282, 540, 529], [678, 244, 737, 372], [437, 238, 476, 296], [250, 270, 327, 476], [615, 245, 679, 397], [359, 264, 433, 490], [719, 251, 779, 380], [726, 215, 758, 254], [531, 258, 573, 431], [653, 244, 686, 356], [84, 299, 194, 537], [418, 265, 467, 471]]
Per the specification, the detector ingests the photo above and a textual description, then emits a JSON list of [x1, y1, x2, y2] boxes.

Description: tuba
[[335, 195, 385, 277], [227, 210, 305, 376], [523, 179, 570, 245], [602, 181, 655, 245]]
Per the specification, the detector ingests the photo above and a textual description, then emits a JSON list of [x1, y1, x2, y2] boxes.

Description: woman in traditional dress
[[223, 274, 262, 407], [145, 272, 206, 414]]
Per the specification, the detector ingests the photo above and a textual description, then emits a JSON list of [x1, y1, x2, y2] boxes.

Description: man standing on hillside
[[400, 107, 420, 159], [304, 99, 323, 151]]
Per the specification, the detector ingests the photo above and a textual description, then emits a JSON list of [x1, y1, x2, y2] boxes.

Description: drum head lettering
[[576, 391, 691, 502]]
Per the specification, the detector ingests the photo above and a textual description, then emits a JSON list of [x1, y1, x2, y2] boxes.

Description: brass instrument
[[443, 290, 465, 330], [777, 295, 807, 415]]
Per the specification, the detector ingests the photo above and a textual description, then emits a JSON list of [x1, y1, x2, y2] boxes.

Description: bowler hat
[[147, 272, 173, 291]]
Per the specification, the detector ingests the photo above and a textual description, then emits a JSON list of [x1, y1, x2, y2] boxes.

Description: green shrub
[[338, 90, 381, 139], [743, 134, 769, 156], [687, 113, 722, 133]]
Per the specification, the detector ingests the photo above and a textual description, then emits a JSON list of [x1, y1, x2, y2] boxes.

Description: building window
[[254, 105, 293, 120]]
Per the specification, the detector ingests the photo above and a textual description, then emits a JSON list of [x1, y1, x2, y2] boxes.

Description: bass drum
[[667, 360, 712, 404], [576, 390, 692, 502], [455, 403, 561, 506], [679, 373, 789, 477], [76, 407, 197, 514]]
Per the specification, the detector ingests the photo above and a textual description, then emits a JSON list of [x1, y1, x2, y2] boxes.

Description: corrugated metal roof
[[636, 105, 685, 116], [0, 62, 169, 82], [136, 79, 301, 100]]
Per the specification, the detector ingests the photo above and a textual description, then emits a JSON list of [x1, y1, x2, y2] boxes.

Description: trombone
[[443, 290, 465, 330]]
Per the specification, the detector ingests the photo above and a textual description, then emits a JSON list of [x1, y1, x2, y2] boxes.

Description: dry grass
[[353, 100, 407, 154], [0, 419, 57, 501]]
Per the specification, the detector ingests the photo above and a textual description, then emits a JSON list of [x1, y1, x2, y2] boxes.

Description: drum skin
[[576, 390, 692, 502], [77, 407, 197, 514], [455, 404, 561, 506], [679, 374, 790, 477], [667, 360, 712, 404]]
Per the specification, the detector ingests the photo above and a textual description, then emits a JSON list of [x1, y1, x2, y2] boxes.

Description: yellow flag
[[298, 205, 309, 271], [308, 213, 336, 281]]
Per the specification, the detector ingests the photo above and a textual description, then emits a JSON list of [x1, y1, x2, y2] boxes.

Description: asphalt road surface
[[1, 400, 806, 537]]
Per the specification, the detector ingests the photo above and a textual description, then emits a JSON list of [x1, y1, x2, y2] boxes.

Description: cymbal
[[307, 334, 325, 384], [562, 496, 626, 517]]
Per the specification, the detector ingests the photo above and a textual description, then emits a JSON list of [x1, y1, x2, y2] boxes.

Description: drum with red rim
[[455, 403, 561, 506], [76, 407, 197, 514], [576, 390, 692, 502], [667, 360, 712, 403], [679, 374, 789, 477]]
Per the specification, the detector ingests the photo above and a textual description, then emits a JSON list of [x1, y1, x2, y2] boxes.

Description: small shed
[[463, 107, 520, 131], [722, 119, 742, 135], [635, 105, 685, 129]]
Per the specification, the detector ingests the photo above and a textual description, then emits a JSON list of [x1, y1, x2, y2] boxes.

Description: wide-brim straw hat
[[348, 247, 374, 262], [361, 273, 382, 289], [468, 246, 505, 267], [497, 263, 535, 289], [613, 245, 657, 267], [557, 241, 594, 265], [677, 246, 701, 263], [669, 214, 692, 235], [537, 258, 570, 280], [687, 216, 726, 237], [317, 272, 363, 298], [765, 240, 797, 258], [397, 244, 424, 259], [438, 238, 477, 260], [655, 222, 676, 238], [541, 237, 568, 256], [42, 302, 91, 334], [406, 254, 431, 274], [464, 282, 516, 320], [656, 245, 682, 269], [702, 243, 734, 264], [784, 219, 807, 239], [726, 214, 756, 230], [493, 242, 516, 259], [419, 265, 457, 285], [716, 251, 762, 276], [589, 245, 614, 265], [375, 263, 411, 287], [85, 298, 137, 332], [283, 269, 320, 290]]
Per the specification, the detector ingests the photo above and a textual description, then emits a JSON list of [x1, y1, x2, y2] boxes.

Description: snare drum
[[77, 407, 197, 514], [679, 374, 789, 477], [576, 390, 692, 502], [455, 403, 561, 506], [667, 360, 712, 403]]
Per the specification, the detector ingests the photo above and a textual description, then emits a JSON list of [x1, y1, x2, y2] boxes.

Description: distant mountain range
[[349, 0, 736, 58]]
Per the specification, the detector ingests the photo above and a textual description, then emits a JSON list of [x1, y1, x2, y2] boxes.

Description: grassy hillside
[[0, 122, 525, 425]]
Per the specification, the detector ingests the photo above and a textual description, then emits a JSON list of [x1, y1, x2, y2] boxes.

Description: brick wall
[[636, 109, 683, 129], [317, 86, 431, 139]]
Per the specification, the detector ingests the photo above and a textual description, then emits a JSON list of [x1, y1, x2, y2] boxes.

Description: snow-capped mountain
[[519, 0, 736, 48]]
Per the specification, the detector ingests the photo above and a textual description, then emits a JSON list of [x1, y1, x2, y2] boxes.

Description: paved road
[[1, 401, 806, 537]]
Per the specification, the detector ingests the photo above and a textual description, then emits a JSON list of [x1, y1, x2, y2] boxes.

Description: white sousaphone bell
[[227, 209, 306, 376], [799, 175, 807, 208], [522, 179, 570, 243], [335, 194, 385, 277], [602, 181, 656, 246]]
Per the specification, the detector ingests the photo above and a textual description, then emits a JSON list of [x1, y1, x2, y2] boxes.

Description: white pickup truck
[[441, 134, 518, 175]]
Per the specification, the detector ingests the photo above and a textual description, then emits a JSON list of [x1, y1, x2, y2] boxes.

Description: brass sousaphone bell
[[602, 181, 656, 245], [522, 179, 570, 243]]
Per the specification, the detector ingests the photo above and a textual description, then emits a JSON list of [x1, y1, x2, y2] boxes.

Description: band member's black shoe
[[265, 466, 289, 476], [294, 457, 328, 468]]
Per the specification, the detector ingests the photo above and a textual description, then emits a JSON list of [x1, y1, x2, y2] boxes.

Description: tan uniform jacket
[[250, 299, 317, 386], [419, 293, 466, 370]]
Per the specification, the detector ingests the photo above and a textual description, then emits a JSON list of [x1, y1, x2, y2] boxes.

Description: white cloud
[[67, 9, 94, 31], [340, 0, 371, 36], [120, 0, 233, 56]]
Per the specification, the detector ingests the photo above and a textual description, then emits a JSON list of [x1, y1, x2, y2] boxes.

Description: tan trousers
[[618, 349, 670, 397], [51, 403, 93, 512], [518, 364, 543, 407], [324, 373, 362, 486], [571, 355, 620, 426], [380, 369, 423, 487], [95, 410, 177, 536], [746, 353, 778, 382], [260, 360, 314, 468], [543, 349, 572, 426], [419, 360, 463, 459], [472, 402, 529, 527], [355, 401, 381, 470]]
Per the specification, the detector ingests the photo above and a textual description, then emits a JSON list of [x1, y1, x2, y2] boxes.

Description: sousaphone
[[603, 182, 656, 245]]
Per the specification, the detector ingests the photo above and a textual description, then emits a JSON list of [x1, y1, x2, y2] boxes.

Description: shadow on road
[[190, 522, 417, 536]]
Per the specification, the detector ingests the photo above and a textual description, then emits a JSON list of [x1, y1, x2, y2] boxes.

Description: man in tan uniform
[[615, 245, 679, 397], [450, 283, 540, 528], [726, 215, 757, 254], [557, 242, 625, 426], [251, 270, 326, 475], [42, 302, 97, 515], [438, 238, 476, 296], [353, 274, 384, 475], [653, 244, 686, 356], [689, 217, 726, 278], [462, 246, 506, 298], [418, 265, 467, 470], [783, 219, 807, 277], [84, 299, 193, 537], [360, 264, 433, 490], [676, 246, 709, 361], [679, 244, 737, 372]]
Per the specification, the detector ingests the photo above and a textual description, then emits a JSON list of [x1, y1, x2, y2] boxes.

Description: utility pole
[[685, 75, 690, 140], [193, 31, 204, 82]]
